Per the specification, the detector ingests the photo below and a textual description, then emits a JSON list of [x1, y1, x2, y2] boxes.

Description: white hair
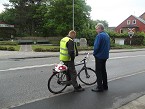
[[95, 23, 104, 30]]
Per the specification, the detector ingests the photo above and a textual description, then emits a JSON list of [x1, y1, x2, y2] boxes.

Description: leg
[[102, 59, 108, 90], [95, 58, 103, 89], [63, 62, 71, 81], [67, 61, 79, 88], [92, 58, 104, 92], [68, 61, 84, 92]]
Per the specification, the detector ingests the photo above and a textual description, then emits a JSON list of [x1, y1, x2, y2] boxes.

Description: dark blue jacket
[[93, 31, 110, 59]]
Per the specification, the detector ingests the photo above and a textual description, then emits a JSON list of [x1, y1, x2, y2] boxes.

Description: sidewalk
[[118, 95, 145, 109], [0, 48, 145, 60]]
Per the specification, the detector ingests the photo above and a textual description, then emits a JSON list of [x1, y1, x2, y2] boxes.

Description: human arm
[[93, 34, 101, 56]]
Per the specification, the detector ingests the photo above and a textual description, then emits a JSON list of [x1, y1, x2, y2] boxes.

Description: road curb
[[9, 49, 145, 59]]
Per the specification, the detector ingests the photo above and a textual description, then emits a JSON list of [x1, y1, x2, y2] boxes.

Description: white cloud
[[86, 0, 145, 27], [0, 0, 9, 13]]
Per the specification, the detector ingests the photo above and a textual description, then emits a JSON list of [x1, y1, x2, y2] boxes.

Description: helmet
[[55, 64, 68, 72]]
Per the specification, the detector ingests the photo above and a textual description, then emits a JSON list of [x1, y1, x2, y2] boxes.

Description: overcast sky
[[0, 0, 145, 27]]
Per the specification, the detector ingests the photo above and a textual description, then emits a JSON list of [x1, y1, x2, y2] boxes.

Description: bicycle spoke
[[78, 68, 97, 85], [48, 72, 67, 94]]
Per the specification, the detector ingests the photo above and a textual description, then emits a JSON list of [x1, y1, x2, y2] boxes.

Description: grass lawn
[[0, 45, 20, 51]]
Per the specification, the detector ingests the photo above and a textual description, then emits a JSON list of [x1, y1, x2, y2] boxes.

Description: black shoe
[[91, 88, 103, 92], [74, 85, 85, 92], [103, 87, 108, 91], [67, 83, 71, 86], [103, 86, 108, 91]]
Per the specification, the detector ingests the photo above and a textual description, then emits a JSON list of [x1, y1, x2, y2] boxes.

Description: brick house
[[115, 13, 145, 33]]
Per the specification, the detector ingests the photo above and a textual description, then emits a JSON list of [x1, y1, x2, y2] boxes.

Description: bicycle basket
[[55, 64, 68, 72]]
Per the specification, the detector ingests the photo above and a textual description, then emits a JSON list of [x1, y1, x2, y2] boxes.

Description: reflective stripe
[[60, 47, 68, 51], [60, 52, 70, 56]]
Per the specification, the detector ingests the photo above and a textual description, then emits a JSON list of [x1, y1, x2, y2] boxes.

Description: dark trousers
[[63, 61, 79, 89], [95, 58, 108, 89]]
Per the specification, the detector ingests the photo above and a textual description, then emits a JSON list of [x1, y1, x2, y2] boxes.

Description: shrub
[[0, 46, 7, 50], [7, 47, 15, 51], [34, 48, 46, 52], [0, 41, 18, 45]]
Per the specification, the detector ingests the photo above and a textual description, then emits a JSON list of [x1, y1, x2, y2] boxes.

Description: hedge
[[0, 46, 15, 51], [0, 41, 18, 45]]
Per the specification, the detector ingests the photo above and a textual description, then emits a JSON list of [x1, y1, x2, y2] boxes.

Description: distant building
[[115, 13, 145, 33], [0, 22, 16, 40]]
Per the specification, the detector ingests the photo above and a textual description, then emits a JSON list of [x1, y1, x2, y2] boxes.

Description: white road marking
[[1, 55, 145, 72], [92, 54, 145, 61], [0, 64, 56, 72]]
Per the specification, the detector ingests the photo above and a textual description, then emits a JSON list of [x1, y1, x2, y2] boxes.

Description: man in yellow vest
[[60, 30, 84, 92]]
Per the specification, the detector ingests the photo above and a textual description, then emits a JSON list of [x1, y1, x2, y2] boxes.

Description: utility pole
[[73, 0, 74, 30]]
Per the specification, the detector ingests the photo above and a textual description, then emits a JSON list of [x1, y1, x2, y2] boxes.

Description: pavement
[[1, 48, 145, 109], [1, 48, 145, 60]]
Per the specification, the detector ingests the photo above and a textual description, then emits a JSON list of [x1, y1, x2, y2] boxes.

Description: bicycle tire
[[78, 67, 97, 85], [48, 72, 68, 94]]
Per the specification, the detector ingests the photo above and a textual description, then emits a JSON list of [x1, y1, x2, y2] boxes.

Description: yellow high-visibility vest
[[59, 37, 74, 61]]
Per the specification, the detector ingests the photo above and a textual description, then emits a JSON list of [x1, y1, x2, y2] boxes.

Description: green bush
[[0, 41, 18, 45], [34, 48, 46, 52], [110, 38, 115, 47], [33, 45, 93, 52], [7, 47, 15, 51], [0, 46, 7, 50]]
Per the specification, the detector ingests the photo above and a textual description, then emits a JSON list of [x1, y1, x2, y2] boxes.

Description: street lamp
[[73, 0, 74, 30]]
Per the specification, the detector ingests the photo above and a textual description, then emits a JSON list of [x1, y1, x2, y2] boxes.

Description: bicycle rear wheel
[[78, 67, 97, 85], [48, 72, 68, 94]]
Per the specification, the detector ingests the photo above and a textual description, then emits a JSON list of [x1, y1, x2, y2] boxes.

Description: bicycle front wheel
[[78, 67, 97, 85], [48, 72, 67, 94]]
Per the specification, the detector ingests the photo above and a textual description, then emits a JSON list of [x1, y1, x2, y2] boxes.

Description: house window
[[127, 20, 130, 25], [120, 29, 123, 33], [132, 20, 136, 24]]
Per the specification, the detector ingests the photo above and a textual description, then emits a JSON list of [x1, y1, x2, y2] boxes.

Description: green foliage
[[0, 41, 18, 45], [0, 46, 18, 51], [32, 45, 93, 52], [0, 46, 7, 50], [7, 47, 15, 51], [107, 31, 128, 38], [134, 32, 145, 37], [110, 38, 115, 47], [0, 0, 91, 37]]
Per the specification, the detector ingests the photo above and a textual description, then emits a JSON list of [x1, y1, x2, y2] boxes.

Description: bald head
[[68, 30, 76, 39]]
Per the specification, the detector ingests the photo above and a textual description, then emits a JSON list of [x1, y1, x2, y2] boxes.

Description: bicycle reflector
[[55, 64, 68, 72]]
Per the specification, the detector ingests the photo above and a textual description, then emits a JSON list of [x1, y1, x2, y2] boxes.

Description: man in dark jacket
[[60, 30, 84, 92], [92, 23, 110, 92]]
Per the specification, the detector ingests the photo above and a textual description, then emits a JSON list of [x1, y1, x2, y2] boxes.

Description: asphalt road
[[1, 50, 145, 108]]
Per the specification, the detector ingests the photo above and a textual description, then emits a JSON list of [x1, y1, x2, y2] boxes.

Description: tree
[[3, 0, 48, 36], [44, 0, 91, 36]]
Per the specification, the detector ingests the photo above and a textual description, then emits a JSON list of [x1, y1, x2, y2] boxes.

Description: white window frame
[[120, 29, 123, 33], [127, 20, 130, 25], [132, 20, 136, 24]]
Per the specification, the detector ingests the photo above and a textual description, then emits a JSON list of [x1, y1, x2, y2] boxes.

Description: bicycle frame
[[75, 58, 90, 78]]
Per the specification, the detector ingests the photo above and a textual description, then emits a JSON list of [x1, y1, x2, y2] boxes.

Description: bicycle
[[48, 53, 97, 94]]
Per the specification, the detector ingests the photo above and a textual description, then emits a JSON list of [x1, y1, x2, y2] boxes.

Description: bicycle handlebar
[[80, 53, 90, 63]]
